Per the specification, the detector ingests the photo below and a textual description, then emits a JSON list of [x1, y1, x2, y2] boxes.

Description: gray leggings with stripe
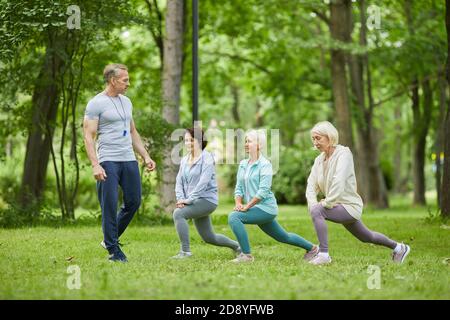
[[310, 204, 397, 253], [173, 198, 240, 252]]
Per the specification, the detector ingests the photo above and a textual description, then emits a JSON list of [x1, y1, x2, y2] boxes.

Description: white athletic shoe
[[233, 247, 242, 257], [392, 243, 411, 264], [303, 245, 319, 262], [231, 253, 254, 263], [309, 254, 332, 265], [171, 251, 193, 259]]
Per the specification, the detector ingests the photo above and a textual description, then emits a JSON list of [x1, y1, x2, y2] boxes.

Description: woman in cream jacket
[[305, 121, 411, 265]]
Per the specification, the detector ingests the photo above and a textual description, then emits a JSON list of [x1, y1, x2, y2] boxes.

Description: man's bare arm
[[83, 117, 107, 180], [130, 120, 156, 171]]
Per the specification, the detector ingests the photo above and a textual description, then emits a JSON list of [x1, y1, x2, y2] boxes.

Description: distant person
[[228, 129, 317, 263], [83, 63, 156, 262], [305, 121, 410, 265], [172, 128, 241, 259]]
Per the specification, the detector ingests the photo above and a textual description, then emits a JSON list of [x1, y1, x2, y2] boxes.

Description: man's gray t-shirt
[[84, 92, 136, 163]]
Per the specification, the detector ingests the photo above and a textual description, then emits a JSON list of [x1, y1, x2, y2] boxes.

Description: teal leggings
[[228, 207, 313, 254]]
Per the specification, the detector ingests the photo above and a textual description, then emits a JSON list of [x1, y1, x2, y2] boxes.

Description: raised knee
[[310, 208, 322, 221], [173, 208, 184, 220], [228, 212, 240, 225], [309, 204, 323, 220], [310, 204, 321, 214]]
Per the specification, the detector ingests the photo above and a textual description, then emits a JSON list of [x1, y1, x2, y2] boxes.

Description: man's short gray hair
[[103, 63, 128, 83]]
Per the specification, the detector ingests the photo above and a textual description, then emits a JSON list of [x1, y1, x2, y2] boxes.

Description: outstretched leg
[[194, 215, 240, 250], [310, 203, 397, 251], [343, 220, 397, 249], [259, 218, 313, 251]]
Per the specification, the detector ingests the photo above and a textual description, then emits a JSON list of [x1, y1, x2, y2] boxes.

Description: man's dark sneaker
[[108, 248, 128, 263], [101, 240, 123, 251]]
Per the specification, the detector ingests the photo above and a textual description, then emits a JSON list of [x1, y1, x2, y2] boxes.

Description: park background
[[0, 0, 449, 299]]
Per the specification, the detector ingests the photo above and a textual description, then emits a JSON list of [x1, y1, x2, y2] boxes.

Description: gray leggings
[[310, 204, 397, 253], [173, 198, 240, 252]]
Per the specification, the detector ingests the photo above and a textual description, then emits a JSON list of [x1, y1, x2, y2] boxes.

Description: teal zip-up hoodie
[[234, 155, 278, 215]]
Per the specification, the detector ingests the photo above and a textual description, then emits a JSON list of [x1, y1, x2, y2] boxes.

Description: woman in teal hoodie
[[228, 129, 318, 263]]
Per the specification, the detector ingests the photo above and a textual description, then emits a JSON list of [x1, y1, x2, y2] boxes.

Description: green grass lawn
[[0, 201, 449, 300]]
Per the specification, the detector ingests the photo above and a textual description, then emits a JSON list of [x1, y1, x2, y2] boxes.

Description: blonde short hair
[[310, 121, 339, 146], [246, 129, 267, 151], [103, 63, 128, 83]]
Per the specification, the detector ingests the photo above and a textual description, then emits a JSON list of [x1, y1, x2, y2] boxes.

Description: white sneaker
[[392, 243, 411, 264], [231, 253, 254, 263], [171, 251, 193, 259], [233, 247, 242, 257], [303, 245, 319, 262], [309, 254, 332, 265]]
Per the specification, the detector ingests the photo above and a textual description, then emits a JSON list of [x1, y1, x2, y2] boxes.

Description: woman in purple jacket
[[172, 128, 241, 259]]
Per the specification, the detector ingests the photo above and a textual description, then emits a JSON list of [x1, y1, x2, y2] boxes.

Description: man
[[83, 63, 156, 262]]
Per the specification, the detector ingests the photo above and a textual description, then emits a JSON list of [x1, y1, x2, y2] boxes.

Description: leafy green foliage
[[0, 0, 447, 221], [272, 146, 317, 204]]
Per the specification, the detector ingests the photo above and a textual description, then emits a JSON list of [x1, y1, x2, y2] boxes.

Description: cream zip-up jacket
[[305, 145, 363, 220]]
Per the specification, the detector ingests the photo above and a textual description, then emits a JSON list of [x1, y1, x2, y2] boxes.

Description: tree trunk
[[412, 79, 433, 205], [329, 0, 354, 149], [145, 0, 164, 66], [347, 0, 388, 208], [231, 84, 241, 125], [411, 81, 424, 205], [405, 0, 432, 206], [348, 53, 369, 202], [442, 104, 450, 216], [393, 105, 403, 193], [435, 70, 447, 207], [160, 0, 184, 214], [255, 100, 264, 127], [20, 33, 62, 208], [441, 0, 450, 217], [348, 28, 369, 202]]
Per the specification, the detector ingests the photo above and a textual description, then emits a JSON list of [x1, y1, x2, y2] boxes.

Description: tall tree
[[160, 0, 184, 214], [11, 0, 134, 213], [441, 0, 450, 217], [329, 0, 354, 149], [435, 69, 447, 207], [49, 31, 88, 220], [230, 84, 241, 125], [144, 0, 164, 66], [21, 30, 64, 207], [404, 0, 433, 205], [348, 0, 389, 208]]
